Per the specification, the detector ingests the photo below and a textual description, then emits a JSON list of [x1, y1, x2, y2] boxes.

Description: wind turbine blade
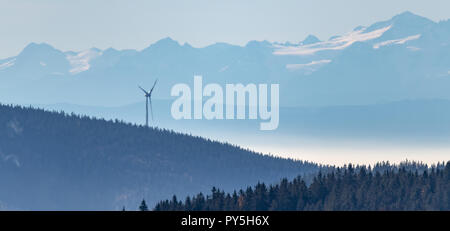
[[150, 79, 158, 93], [138, 85, 148, 94]]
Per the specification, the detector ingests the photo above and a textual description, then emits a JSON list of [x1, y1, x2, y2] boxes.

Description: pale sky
[[1, 0, 449, 59]]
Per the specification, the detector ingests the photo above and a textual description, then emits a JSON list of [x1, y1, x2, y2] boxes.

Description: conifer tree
[[139, 199, 149, 211]]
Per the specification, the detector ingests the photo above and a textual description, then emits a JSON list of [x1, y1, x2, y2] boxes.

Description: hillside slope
[[0, 104, 322, 210]]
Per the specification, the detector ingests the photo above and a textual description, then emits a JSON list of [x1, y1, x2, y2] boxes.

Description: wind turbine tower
[[138, 79, 158, 127]]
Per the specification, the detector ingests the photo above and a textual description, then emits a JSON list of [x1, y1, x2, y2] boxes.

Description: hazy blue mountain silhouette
[[39, 99, 450, 145], [301, 35, 321, 45], [1, 11, 448, 107]]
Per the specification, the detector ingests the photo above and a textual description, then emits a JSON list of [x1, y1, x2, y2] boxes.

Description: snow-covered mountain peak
[[66, 48, 103, 74], [273, 25, 391, 56]]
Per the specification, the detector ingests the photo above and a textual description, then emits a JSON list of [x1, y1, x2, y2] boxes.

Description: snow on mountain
[[273, 26, 392, 55], [373, 34, 421, 49], [286, 60, 332, 73], [66, 48, 103, 74], [0, 58, 15, 70], [365, 11, 434, 39], [272, 11, 444, 57]]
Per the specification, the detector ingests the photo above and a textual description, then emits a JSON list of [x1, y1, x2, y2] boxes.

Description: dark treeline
[[154, 162, 450, 211]]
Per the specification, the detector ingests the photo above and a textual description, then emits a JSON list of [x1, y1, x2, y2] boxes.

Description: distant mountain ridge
[[0, 11, 449, 107]]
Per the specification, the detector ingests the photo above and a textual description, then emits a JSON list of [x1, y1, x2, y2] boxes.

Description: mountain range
[[1, 11, 449, 107]]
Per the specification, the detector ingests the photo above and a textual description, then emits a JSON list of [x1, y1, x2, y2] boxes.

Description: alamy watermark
[[171, 76, 279, 130]]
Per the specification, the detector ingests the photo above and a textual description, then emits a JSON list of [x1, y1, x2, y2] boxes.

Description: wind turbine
[[138, 79, 158, 127]]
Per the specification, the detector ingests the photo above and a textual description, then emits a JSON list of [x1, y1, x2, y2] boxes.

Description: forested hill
[[155, 162, 450, 211], [0, 104, 323, 210]]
